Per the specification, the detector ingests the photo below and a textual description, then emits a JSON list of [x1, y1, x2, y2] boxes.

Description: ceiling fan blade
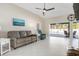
[[36, 8, 42, 10], [46, 8, 55, 11]]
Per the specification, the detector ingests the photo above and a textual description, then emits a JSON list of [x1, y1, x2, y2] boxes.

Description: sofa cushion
[[16, 38, 26, 44], [19, 31, 27, 38], [27, 31, 32, 36], [8, 31, 20, 39]]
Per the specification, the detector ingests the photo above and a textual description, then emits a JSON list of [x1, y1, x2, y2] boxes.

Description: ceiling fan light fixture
[[35, 3, 55, 16], [43, 10, 46, 13]]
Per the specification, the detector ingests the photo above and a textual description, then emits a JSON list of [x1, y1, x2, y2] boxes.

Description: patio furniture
[[64, 31, 69, 37], [73, 31, 76, 38]]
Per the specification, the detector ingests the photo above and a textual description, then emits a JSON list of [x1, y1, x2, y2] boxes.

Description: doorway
[[49, 22, 79, 38]]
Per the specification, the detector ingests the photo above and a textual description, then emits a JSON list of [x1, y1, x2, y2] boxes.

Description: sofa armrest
[[11, 38, 17, 41], [10, 38, 17, 48]]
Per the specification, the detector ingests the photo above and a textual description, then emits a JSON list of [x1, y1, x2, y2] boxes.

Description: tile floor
[[3, 36, 78, 56]]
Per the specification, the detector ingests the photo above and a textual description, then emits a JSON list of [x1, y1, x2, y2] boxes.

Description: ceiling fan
[[36, 3, 55, 16]]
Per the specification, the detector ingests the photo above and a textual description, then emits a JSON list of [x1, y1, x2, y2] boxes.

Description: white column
[[68, 21, 73, 49]]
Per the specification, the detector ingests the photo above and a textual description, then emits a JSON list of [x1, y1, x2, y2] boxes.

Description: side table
[[0, 38, 11, 56]]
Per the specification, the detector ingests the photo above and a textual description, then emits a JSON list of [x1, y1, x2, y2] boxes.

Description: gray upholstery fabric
[[27, 31, 32, 36], [8, 31, 20, 39], [7, 31, 37, 49], [19, 31, 27, 38]]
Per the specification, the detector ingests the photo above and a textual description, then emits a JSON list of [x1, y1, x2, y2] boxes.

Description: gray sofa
[[7, 31, 37, 49]]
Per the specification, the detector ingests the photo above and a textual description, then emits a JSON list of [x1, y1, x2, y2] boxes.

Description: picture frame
[[13, 17, 25, 26]]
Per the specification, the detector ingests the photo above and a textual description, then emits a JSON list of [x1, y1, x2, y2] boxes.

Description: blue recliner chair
[[38, 30, 46, 40]]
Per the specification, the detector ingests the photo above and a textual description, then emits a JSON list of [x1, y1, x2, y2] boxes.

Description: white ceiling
[[15, 3, 74, 19]]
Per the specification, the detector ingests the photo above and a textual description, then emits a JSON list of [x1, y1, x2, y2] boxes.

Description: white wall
[[0, 3, 44, 34], [0, 3, 74, 36]]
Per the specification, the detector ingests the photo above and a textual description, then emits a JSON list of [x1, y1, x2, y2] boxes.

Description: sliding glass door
[[49, 22, 79, 38], [49, 22, 69, 37]]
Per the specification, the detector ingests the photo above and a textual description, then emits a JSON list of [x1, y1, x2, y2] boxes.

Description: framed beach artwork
[[13, 17, 25, 26]]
